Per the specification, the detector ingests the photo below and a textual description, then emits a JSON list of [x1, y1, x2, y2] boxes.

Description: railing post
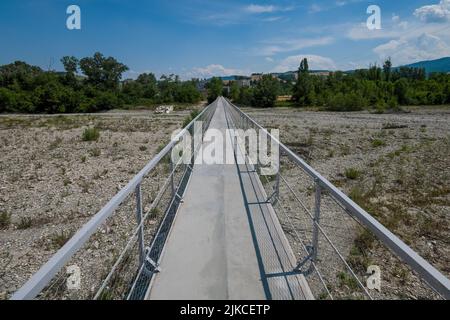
[[272, 156, 281, 206], [191, 126, 195, 166], [135, 183, 145, 265], [169, 146, 175, 197], [312, 178, 321, 262]]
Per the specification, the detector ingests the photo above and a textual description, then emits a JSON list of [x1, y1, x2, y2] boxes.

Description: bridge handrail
[[225, 98, 450, 299], [11, 100, 217, 300]]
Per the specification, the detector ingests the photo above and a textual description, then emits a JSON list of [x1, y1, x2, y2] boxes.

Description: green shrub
[[82, 127, 100, 141], [337, 272, 359, 290], [372, 139, 386, 147], [51, 230, 73, 249], [17, 217, 33, 230], [0, 212, 11, 230], [345, 168, 361, 180], [326, 92, 366, 111], [388, 97, 399, 110], [89, 148, 101, 157], [182, 109, 200, 128]]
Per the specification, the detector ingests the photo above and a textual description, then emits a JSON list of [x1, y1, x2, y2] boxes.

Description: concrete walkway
[[146, 97, 313, 300]]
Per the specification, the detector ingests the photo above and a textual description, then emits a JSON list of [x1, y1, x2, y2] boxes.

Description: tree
[[136, 73, 158, 99], [175, 81, 202, 103], [207, 77, 223, 103], [367, 64, 382, 81], [252, 75, 279, 108], [79, 52, 128, 89], [299, 58, 309, 74], [230, 81, 240, 101], [394, 78, 409, 105], [445, 83, 450, 103], [237, 86, 253, 105], [61, 56, 79, 75], [383, 58, 392, 82], [61, 56, 79, 86], [294, 58, 313, 106]]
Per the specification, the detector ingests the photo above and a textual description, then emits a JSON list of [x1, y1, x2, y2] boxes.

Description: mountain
[[214, 58, 450, 82], [401, 57, 450, 74]]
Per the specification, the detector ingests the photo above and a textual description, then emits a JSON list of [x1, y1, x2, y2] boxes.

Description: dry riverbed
[[0, 107, 200, 299], [244, 105, 450, 299], [0, 104, 449, 300]]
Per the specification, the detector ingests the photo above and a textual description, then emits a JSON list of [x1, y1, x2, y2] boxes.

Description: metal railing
[[11, 99, 218, 300], [223, 97, 450, 300]]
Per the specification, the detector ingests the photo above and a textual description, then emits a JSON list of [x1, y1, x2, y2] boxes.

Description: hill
[[402, 57, 450, 74]]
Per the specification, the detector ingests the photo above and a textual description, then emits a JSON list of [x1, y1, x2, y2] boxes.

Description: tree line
[[0, 52, 203, 113], [227, 58, 450, 111]]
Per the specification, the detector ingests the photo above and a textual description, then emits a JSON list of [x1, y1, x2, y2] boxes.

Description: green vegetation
[[0, 53, 202, 114], [372, 139, 386, 147], [206, 77, 223, 103], [17, 217, 33, 230], [82, 127, 100, 141], [337, 271, 359, 290], [51, 230, 73, 249], [345, 168, 362, 180], [150, 207, 160, 219], [182, 109, 200, 128], [89, 148, 101, 157], [0, 212, 11, 230], [230, 57, 450, 111], [252, 75, 280, 108]]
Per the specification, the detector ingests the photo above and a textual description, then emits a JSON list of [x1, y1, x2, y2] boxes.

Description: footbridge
[[11, 97, 450, 300]]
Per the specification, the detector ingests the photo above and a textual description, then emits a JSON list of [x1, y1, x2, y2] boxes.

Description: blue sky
[[1, 0, 450, 79]]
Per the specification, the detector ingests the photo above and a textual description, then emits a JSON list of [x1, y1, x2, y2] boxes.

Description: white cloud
[[187, 64, 248, 78], [309, 4, 322, 13], [245, 4, 276, 13], [257, 37, 334, 56], [197, 3, 293, 26], [263, 16, 284, 22], [272, 54, 337, 72], [373, 33, 450, 65], [245, 4, 293, 14], [347, 17, 409, 40], [265, 57, 274, 62], [414, 0, 450, 23]]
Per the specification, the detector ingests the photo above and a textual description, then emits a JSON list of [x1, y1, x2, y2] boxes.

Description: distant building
[[251, 73, 263, 82], [236, 78, 251, 87]]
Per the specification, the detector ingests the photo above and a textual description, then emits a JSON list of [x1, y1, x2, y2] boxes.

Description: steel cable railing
[[223, 97, 450, 300], [11, 99, 218, 300]]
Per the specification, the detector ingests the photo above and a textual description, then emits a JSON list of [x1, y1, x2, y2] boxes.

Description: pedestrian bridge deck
[[146, 98, 313, 300]]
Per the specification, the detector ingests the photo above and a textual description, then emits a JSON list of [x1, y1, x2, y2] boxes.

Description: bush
[[17, 217, 33, 230], [326, 92, 366, 111], [345, 168, 361, 180], [252, 75, 280, 108], [182, 109, 200, 128], [82, 127, 100, 141], [372, 139, 386, 147], [387, 97, 401, 112], [0, 212, 11, 230]]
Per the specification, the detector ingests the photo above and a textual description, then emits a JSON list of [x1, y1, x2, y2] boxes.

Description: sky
[[1, 0, 450, 79]]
